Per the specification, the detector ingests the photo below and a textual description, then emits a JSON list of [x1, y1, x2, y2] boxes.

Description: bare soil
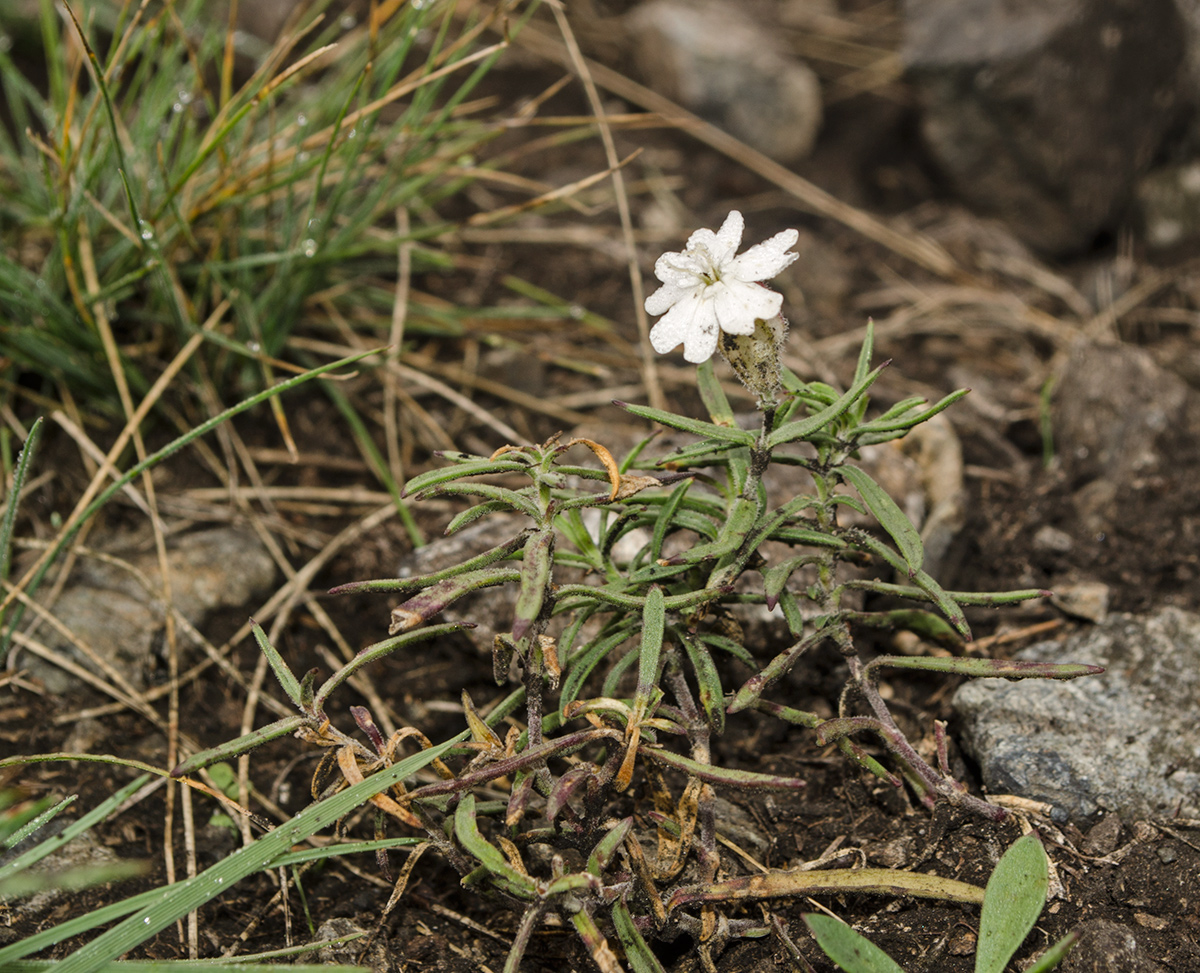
[[4, 3, 1200, 970]]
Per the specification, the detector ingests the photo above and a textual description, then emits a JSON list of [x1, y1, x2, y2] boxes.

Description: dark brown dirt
[[5, 3, 1200, 970]]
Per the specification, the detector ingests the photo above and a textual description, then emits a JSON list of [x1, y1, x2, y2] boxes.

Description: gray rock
[[953, 608, 1200, 821], [1136, 161, 1200, 249], [1053, 340, 1197, 492], [20, 528, 277, 695], [904, 0, 1188, 254], [1060, 920, 1167, 973], [628, 0, 822, 163], [1050, 580, 1111, 623]]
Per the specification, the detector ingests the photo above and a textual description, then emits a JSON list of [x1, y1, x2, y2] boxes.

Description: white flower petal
[[712, 280, 783, 334], [727, 229, 799, 281], [682, 316, 720, 363], [712, 211, 744, 264], [645, 282, 690, 316], [649, 290, 707, 354], [683, 226, 718, 254], [654, 252, 707, 288]]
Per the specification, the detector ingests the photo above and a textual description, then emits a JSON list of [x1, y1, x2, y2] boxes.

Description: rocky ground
[[4, 0, 1200, 969]]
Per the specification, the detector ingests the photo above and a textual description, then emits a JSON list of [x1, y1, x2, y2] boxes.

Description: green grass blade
[[0, 775, 149, 888], [1, 793, 75, 850], [0, 416, 43, 621], [1024, 932, 1078, 973], [30, 737, 458, 973]]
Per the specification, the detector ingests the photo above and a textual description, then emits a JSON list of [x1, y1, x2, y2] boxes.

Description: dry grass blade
[[550, 2, 664, 411], [514, 24, 965, 283]]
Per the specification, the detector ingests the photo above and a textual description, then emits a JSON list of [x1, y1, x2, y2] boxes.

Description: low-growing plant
[[803, 834, 1078, 973], [165, 213, 1101, 970]]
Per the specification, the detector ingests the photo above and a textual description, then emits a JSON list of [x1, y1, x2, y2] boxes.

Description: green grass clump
[[0, 0, 524, 415]]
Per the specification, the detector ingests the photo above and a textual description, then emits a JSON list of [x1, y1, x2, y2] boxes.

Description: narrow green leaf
[[636, 586, 666, 703], [849, 321, 876, 423], [855, 388, 970, 441], [512, 530, 554, 643], [976, 835, 1049, 973], [453, 794, 536, 899], [314, 623, 470, 710], [767, 362, 887, 448], [1025, 931, 1078, 973], [35, 740, 459, 973], [612, 898, 666, 973], [250, 622, 302, 709], [804, 914, 905, 973], [587, 818, 633, 876], [868, 656, 1103, 681], [853, 320, 876, 387], [0, 417, 42, 588], [845, 609, 964, 648], [679, 633, 725, 734], [616, 401, 756, 445], [840, 465, 923, 575], [171, 717, 306, 778], [2, 794, 73, 850], [641, 748, 804, 791], [401, 459, 528, 497], [330, 532, 529, 595], [0, 776, 149, 889], [410, 481, 539, 519], [650, 480, 692, 563]]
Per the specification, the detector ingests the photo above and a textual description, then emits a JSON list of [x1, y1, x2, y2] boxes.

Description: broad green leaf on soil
[[976, 834, 1050, 973], [804, 914, 905, 973]]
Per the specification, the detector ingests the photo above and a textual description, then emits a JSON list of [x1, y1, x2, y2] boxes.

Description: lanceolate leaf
[[616, 401, 756, 445], [612, 898, 667, 973], [679, 633, 725, 734], [453, 794, 537, 900], [251, 622, 302, 708], [635, 586, 666, 704], [767, 362, 887, 448], [976, 835, 1049, 973], [512, 530, 554, 643], [840, 465, 923, 575], [803, 914, 905, 973]]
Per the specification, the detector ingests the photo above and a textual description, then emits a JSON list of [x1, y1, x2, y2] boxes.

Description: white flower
[[644, 211, 799, 364]]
